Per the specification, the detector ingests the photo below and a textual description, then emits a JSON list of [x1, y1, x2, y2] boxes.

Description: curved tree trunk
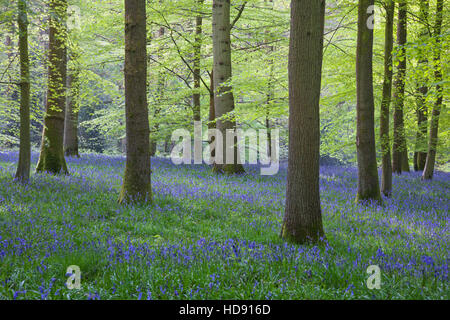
[[422, 0, 444, 181], [119, 0, 152, 203], [36, 0, 69, 175], [392, 0, 408, 174], [15, 0, 31, 183], [380, 0, 394, 197], [281, 0, 326, 244], [355, 0, 381, 203], [212, 0, 244, 174]]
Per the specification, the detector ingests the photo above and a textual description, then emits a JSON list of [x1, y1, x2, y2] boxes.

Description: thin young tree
[[380, 0, 395, 196], [36, 0, 69, 174], [281, 0, 326, 244], [118, 0, 152, 203], [392, 0, 409, 174], [422, 0, 444, 181], [212, 0, 244, 174], [15, 0, 31, 182], [192, 0, 205, 122], [355, 0, 381, 203]]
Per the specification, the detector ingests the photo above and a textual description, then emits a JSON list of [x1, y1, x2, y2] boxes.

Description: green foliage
[[0, 0, 448, 167]]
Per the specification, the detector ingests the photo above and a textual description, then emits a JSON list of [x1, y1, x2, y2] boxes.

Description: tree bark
[[264, 0, 274, 160], [150, 26, 165, 157], [379, 0, 394, 196], [392, 0, 408, 174], [422, 0, 444, 181], [208, 69, 216, 161], [36, 0, 69, 175], [414, 0, 429, 171], [281, 0, 326, 244], [355, 0, 382, 203], [15, 0, 31, 183], [192, 0, 204, 122], [212, 0, 244, 174], [64, 50, 80, 157], [119, 0, 152, 203], [414, 88, 428, 171]]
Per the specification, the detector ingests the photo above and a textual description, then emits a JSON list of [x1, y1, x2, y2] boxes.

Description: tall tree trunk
[[264, 0, 274, 159], [212, 0, 244, 174], [392, 0, 408, 174], [119, 0, 152, 203], [36, 0, 69, 175], [422, 0, 444, 181], [192, 0, 204, 122], [414, 0, 429, 171], [414, 87, 428, 170], [150, 26, 165, 157], [380, 0, 394, 197], [64, 50, 80, 157], [402, 148, 410, 172], [208, 69, 216, 161], [355, 0, 382, 203], [15, 0, 31, 183], [281, 0, 326, 244]]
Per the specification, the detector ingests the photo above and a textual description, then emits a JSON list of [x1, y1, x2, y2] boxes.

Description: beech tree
[[281, 0, 326, 244], [64, 49, 80, 157], [392, 0, 409, 174], [14, 0, 31, 182], [413, 0, 429, 172], [192, 0, 205, 122], [36, 0, 69, 174], [355, 0, 381, 203], [118, 0, 152, 203], [379, 0, 394, 197], [212, 0, 244, 174], [422, 0, 444, 181]]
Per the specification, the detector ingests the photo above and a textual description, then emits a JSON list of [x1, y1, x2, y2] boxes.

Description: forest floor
[[0, 151, 448, 299]]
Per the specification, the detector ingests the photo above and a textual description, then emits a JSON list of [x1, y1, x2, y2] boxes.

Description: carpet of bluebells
[[0, 151, 448, 300]]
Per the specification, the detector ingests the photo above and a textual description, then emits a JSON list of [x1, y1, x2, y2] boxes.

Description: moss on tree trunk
[[36, 0, 69, 175]]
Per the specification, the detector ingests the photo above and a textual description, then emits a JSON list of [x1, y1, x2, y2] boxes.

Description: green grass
[[0, 153, 448, 300]]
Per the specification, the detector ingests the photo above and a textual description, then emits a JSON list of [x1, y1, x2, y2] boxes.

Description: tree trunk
[[208, 69, 216, 161], [281, 0, 326, 244], [355, 0, 381, 203], [150, 26, 165, 157], [422, 0, 444, 181], [265, 0, 274, 160], [212, 0, 244, 174], [15, 0, 31, 183], [36, 0, 69, 175], [401, 148, 410, 172], [379, 0, 394, 196], [119, 0, 152, 203], [414, 93, 427, 171], [414, 0, 429, 171], [64, 50, 80, 157], [392, 0, 408, 174], [192, 0, 204, 122]]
